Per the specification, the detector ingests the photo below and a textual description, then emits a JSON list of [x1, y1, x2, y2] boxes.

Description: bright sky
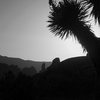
[[0, 0, 100, 61]]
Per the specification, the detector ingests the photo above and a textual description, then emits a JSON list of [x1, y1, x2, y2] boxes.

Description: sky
[[0, 0, 100, 61]]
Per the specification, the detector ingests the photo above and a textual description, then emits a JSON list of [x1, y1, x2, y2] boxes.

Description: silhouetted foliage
[[48, 0, 96, 51], [84, 0, 100, 23], [0, 63, 20, 79], [22, 66, 37, 76], [32, 56, 97, 99], [48, 0, 100, 72], [48, 0, 100, 99], [0, 71, 37, 100], [0, 63, 38, 100], [0, 57, 98, 100]]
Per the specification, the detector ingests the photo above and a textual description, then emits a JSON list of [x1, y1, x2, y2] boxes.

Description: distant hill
[[0, 55, 51, 72]]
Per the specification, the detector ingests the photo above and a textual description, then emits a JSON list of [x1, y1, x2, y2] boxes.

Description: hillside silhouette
[[0, 55, 51, 72], [0, 56, 97, 100], [32, 56, 96, 99]]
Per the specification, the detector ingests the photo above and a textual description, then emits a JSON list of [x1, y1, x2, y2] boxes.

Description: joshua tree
[[48, 0, 100, 77], [31, 0, 100, 99]]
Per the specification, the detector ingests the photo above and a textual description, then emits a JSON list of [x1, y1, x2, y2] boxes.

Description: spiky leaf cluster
[[86, 0, 100, 23], [48, 0, 89, 39]]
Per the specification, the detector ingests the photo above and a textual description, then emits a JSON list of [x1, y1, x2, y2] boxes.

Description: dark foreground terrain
[[0, 56, 99, 100]]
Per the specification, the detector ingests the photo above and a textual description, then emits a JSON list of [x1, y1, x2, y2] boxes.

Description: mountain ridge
[[0, 55, 51, 72]]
